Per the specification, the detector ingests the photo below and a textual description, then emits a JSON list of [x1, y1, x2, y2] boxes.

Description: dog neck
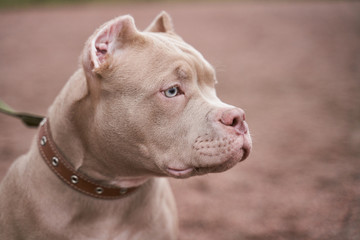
[[47, 69, 150, 190], [38, 118, 141, 199]]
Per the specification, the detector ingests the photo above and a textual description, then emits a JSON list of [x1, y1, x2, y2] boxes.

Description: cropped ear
[[145, 11, 174, 33], [82, 15, 139, 74]]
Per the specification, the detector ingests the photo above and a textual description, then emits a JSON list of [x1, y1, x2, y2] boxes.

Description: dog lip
[[240, 136, 252, 162], [166, 167, 193, 177], [241, 146, 250, 162]]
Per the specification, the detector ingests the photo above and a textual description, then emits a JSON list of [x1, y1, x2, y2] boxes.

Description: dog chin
[[165, 146, 249, 179], [196, 147, 249, 175]]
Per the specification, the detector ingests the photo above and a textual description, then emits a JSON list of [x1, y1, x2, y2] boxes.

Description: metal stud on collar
[[120, 188, 128, 195], [96, 187, 103, 194], [52, 157, 59, 166], [71, 175, 79, 184], [40, 136, 47, 146]]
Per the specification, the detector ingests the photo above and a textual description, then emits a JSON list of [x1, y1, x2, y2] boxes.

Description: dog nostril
[[231, 117, 239, 127], [220, 108, 245, 126], [220, 108, 247, 135]]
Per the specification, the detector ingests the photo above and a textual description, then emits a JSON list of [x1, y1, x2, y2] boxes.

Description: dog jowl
[[0, 12, 251, 240]]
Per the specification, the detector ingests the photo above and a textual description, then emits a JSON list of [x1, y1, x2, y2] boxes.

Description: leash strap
[[0, 99, 44, 127]]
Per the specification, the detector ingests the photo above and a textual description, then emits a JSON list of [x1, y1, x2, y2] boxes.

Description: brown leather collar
[[38, 118, 138, 199]]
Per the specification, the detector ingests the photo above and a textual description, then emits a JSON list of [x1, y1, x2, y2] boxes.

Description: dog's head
[[80, 12, 251, 179]]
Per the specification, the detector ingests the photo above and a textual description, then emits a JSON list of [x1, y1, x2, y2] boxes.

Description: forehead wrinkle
[[174, 41, 217, 86], [183, 50, 216, 87], [149, 33, 216, 86], [175, 66, 189, 80]]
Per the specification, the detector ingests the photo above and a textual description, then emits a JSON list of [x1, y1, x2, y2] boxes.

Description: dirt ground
[[0, 1, 360, 239]]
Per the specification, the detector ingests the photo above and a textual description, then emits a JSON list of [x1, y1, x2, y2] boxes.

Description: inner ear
[[88, 16, 137, 70], [91, 20, 124, 69]]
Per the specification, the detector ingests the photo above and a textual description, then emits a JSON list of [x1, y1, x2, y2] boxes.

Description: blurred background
[[0, 0, 359, 239]]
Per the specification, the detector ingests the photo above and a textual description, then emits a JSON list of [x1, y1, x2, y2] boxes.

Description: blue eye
[[164, 86, 180, 98]]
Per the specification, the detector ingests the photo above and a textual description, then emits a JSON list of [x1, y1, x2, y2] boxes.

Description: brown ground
[[1, 1, 360, 239]]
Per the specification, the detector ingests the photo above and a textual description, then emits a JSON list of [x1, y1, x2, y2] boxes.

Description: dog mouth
[[166, 167, 194, 177], [166, 143, 250, 178]]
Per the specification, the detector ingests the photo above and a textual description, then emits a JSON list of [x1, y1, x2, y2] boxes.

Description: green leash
[[0, 99, 45, 128]]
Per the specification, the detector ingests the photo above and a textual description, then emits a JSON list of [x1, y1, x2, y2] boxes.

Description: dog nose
[[219, 108, 248, 135]]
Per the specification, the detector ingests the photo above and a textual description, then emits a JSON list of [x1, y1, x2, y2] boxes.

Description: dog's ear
[[82, 15, 140, 75], [145, 11, 174, 33]]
